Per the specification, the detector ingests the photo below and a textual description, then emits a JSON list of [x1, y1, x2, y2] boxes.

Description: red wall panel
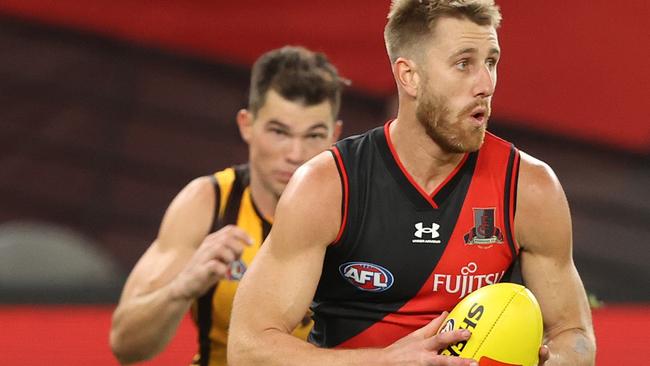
[[0, 305, 647, 365], [494, 2, 650, 152], [0, 1, 647, 152]]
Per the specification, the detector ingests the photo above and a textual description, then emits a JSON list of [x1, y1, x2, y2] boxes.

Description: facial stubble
[[415, 83, 489, 153]]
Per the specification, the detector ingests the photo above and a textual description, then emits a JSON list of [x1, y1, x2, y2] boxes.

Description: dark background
[[0, 1, 648, 305]]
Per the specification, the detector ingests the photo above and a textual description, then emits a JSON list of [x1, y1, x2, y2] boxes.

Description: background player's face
[[415, 17, 499, 153], [239, 89, 341, 199]]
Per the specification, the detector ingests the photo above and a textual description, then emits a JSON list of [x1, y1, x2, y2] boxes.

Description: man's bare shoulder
[[272, 151, 342, 247], [515, 151, 571, 253], [157, 175, 216, 249], [176, 175, 215, 204], [289, 150, 340, 191], [517, 151, 564, 199]]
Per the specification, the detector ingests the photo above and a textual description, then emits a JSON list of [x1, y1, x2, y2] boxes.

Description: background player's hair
[[248, 46, 346, 119], [384, 0, 502, 63]]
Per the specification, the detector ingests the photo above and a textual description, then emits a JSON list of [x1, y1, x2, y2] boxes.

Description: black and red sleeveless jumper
[[310, 121, 521, 348]]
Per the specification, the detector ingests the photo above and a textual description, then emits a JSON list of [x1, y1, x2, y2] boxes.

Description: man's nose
[[473, 65, 496, 98], [285, 137, 307, 165]]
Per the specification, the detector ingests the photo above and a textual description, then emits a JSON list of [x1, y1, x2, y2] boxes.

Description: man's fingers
[[214, 247, 237, 264], [428, 311, 449, 336], [222, 238, 248, 259], [204, 259, 228, 279], [411, 311, 449, 339], [201, 226, 252, 260], [538, 344, 550, 364], [219, 225, 254, 246], [431, 355, 478, 366], [425, 329, 471, 352]]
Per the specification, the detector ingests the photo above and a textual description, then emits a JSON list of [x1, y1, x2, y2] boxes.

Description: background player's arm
[[515, 152, 596, 366], [228, 152, 476, 366], [110, 177, 250, 364]]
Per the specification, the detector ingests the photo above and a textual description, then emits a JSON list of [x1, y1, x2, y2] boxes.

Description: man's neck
[[389, 116, 465, 194], [247, 172, 278, 222]]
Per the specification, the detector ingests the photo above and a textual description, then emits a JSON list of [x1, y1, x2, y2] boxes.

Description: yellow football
[[437, 282, 543, 366]]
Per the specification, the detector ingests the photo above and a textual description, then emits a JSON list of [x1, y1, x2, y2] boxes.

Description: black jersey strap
[[221, 164, 249, 227], [209, 174, 222, 233], [503, 144, 521, 259], [501, 145, 522, 284]]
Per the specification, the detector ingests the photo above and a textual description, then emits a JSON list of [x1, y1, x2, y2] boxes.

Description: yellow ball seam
[[470, 286, 522, 359]]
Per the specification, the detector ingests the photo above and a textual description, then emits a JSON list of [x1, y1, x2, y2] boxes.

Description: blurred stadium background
[[0, 1, 647, 365]]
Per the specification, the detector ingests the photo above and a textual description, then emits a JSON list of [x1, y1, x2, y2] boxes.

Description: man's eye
[[456, 60, 469, 70], [270, 128, 287, 135], [307, 133, 326, 140]]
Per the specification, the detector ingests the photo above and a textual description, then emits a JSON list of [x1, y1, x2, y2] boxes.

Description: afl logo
[[339, 262, 394, 292], [226, 260, 247, 281]]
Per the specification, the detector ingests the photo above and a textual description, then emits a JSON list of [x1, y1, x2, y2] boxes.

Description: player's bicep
[[237, 234, 326, 334], [120, 177, 215, 299], [515, 153, 591, 337]]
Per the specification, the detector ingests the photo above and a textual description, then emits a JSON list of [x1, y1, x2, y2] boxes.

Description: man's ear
[[236, 109, 253, 143], [394, 57, 420, 98], [332, 120, 343, 142]]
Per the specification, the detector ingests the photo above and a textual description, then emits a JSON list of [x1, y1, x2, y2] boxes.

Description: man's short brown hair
[[384, 0, 502, 63], [248, 46, 346, 119]]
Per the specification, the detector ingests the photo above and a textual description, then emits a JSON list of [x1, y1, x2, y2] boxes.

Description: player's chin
[[273, 181, 289, 197], [463, 129, 486, 152]]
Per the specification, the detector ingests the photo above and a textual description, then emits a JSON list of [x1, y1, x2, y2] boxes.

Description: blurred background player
[[109, 45, 344, 365]]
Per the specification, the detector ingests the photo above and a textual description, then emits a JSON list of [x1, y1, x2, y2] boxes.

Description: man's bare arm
[[110, 177, 249, 363], [516, 152, 596, 366]]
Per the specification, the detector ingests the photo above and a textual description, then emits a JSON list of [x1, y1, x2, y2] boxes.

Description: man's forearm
[[545, 329, 596, 366], [110, 286, 193, 364], [228, 329, 391, 366]]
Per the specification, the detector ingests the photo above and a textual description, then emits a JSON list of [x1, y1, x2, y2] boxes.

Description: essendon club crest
[[464, 208, 504, 245]]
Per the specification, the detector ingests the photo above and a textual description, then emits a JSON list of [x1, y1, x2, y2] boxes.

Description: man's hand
[[169, 225, 251, 300], [384, 312, 479, 366], [538, 345, 550, 365]]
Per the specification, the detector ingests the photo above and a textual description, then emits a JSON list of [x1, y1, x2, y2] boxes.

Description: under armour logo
[[414, 222, 440, 239]]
